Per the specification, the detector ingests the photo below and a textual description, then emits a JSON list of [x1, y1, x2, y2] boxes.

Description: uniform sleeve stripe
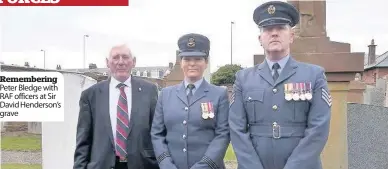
[[156, 152, 170, 164], [321, 95, 331, 106], [322, 92, 330, 101], [321, 88, 331, 99], [201, 156, 218, 169], [321, 88, 332, 107]]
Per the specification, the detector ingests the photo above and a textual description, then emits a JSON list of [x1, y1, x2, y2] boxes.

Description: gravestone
[[28, 122, 41, 134], [348, 80, 366, 104], [376, 78, 387, 91], [347, 103, 388, 169], [363, 85, 385, 106], [42, 73, 97, 169], [0, 122, 5, 132]]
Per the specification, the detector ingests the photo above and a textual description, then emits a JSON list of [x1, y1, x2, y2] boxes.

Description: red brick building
[[363, 39, 388, 85]]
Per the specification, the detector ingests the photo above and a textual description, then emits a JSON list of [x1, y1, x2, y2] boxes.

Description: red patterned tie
[[116, 83, 129, 161]]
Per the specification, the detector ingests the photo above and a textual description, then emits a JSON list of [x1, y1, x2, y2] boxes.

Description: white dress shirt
[[109, 76, 132, 146]]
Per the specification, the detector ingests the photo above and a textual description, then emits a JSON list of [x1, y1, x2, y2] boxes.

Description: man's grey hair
[[259, 24, 293, 33], [106, 42, 135, 59]]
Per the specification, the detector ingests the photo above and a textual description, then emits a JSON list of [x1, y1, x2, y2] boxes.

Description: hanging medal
[[299, 83, 306, 101], [208, 102, 214, 119], [201, 103, 209, 119], [305, 82, 313, 100], [285, 83, 292, 101], [292, 83, 300, 101], [201, 103, 207, 119]]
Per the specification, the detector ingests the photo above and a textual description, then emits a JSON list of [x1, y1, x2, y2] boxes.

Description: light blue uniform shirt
[[265, 55, 290, 76], [184, 78, 204, 95]]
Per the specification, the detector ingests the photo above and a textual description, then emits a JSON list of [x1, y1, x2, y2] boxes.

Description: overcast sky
[[1, 0, 387, 72]]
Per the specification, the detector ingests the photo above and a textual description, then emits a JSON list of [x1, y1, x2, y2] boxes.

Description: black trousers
[[115, 157, 128, 169]]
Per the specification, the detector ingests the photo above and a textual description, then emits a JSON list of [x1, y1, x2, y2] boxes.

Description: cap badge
[[267, 5, 276, 15], [187, 37, 196, 47]]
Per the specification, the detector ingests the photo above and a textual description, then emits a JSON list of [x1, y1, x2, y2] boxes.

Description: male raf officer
[[151, 33, 230, 169], [229, 1, 332, 169]]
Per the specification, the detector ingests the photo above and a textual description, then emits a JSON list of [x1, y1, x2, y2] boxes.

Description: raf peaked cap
[[253, 1, 300, 28], [177, 33, 210, 58]]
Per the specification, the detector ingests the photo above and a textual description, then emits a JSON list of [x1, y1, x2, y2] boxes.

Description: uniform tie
[[116, 83, 129, 161], [272, 63, 280, 81], [187, 84, 195, 102]]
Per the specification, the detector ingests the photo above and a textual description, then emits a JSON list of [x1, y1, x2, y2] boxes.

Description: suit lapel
[[128, 77, 141, 136], [274, 57, 298, 87], [97, 78, 114, 147], [176, 82, 189, 106], [189, 80, 209, 107], [258, 61, 275, 86]]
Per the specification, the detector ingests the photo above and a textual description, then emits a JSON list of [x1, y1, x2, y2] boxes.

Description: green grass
[[1, 134, 236, 162], [1, 164, 42, 169], [224, 144, 236, 161], [1, 135, 41, 151]]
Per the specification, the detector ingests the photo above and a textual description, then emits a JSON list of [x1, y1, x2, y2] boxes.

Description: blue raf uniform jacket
[[229, 56, 332, 169], [151, 79, 230, 169]]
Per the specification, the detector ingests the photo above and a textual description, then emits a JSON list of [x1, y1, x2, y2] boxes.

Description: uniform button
[[183, 135, 186, 139], [183, 120, 187, 125], [273, 88, 277, 93], [183, 148, 187, 152], [184, 107, 188, 111], [272, 105, 278, 110]]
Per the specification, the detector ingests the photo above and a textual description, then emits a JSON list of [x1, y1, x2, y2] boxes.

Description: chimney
[[168, 62, 173, 69], [368, 39, 377, 64], [175, 50, 181, 65], [89, 63, 97, 69]]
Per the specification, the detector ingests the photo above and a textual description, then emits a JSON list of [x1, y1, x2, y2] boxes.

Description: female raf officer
[[151, 33, 230, 169]]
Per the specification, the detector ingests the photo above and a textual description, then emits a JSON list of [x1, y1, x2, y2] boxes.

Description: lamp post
[[40, 49, 46, 68], [230, 21, 235, 65], [83, 34, 89, 69]]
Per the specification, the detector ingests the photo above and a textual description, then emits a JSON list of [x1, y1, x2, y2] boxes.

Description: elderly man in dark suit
[[73, 44, 160, 169]]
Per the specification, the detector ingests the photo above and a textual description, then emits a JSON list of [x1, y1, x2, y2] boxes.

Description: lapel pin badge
[[139, 87, 142, 91]]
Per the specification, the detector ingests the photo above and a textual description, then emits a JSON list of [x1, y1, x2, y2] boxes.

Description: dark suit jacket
[[73, 76, 160, 169]]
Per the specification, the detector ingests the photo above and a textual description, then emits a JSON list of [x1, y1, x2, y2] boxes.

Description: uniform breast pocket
[[243, 90, 265, 123], [293, 101, 310, 122]]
